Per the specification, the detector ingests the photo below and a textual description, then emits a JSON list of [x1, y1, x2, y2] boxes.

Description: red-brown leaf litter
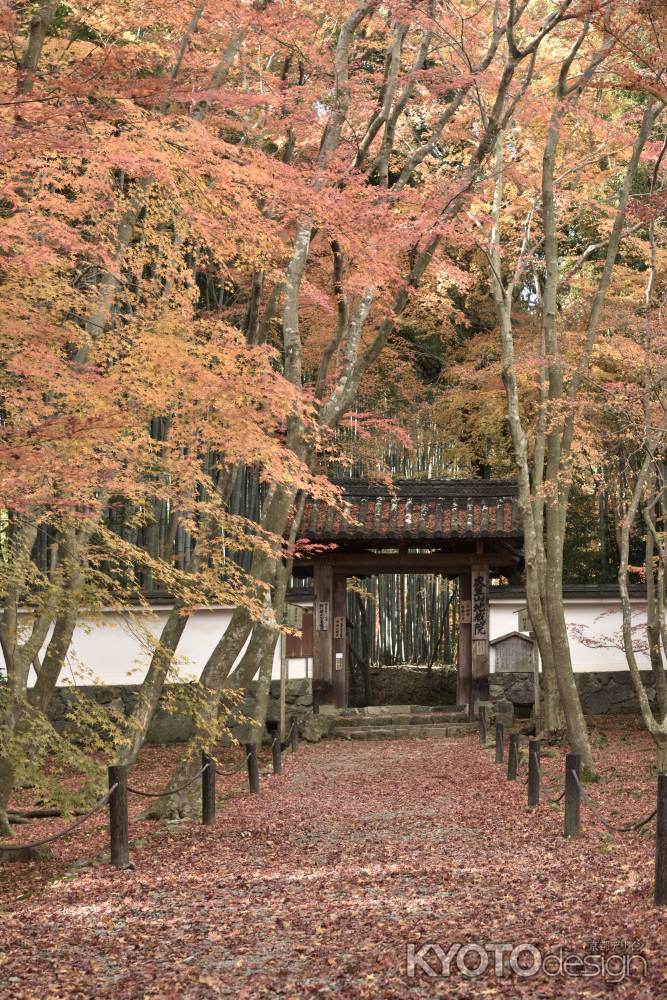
[[1, 719, 666, 998]]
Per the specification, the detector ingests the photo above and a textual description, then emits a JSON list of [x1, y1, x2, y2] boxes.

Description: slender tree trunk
[[645, 507, 667, 723]]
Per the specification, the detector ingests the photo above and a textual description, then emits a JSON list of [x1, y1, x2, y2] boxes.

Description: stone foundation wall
[[490, 670, 658, 716], [363, 665, 457, 707], [47, 679, 313, 745]]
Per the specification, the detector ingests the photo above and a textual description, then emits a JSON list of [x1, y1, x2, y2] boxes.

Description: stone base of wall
[[362, 665, 457, 707], [47, 679, 313, 745], [490, 670, 658, 716]]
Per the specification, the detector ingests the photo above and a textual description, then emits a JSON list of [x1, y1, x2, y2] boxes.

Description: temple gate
[[294, 479, 523, 715]]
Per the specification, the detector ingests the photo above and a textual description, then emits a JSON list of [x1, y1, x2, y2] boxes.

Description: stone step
[[329, 711, 469, 729], [331, 722, 478, 741], [322, 704, 466, 718]]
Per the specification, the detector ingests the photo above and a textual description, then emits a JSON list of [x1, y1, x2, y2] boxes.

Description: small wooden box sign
[[460, 600, 472, 624], [334, 616, 345, 640], [315, 601, 330, 632]]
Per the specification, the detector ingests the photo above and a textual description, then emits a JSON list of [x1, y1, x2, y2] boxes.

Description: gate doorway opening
[[345, 573, 458, 708]]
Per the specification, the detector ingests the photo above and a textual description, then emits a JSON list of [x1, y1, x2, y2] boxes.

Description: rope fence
[[0, 785, 118, 854], [127, 763, 211, 799], [0, 715, 301, 869], [570, 769, 657, 833], [216, 753, 251, 777], [486, 712, 667, 906]]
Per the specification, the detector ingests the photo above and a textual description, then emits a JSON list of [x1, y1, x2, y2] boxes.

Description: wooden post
[[272, 734, 282, 775], [478, 705, 487, 746], [471, 564, 490, 709], [108, 764, 129, 868], [564, 751, 581, 838], [332, 573, 348, 708], [290, 715, 299, 752], [202, 753, 215, 826], [313, 563, 333, 706], [495, 722, 504, 764], [655, 774, 667, 905], [507, 733, 519, 781], [279, 625, 288, 740], [528, 738, 540, 807], [457, 572, 472, 714], [246, 742, 260, 794]]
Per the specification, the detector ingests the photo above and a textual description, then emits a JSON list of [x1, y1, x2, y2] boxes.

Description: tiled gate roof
[[299, 479, 521, 544]]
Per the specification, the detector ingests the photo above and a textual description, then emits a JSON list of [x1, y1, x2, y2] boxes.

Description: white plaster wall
[[2, 597, 649, 687], [489, 597, 651, 673], [0, 605, 311, 687]]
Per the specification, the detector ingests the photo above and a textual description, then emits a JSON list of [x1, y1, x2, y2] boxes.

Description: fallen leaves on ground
[[1, 718, 665, 998]]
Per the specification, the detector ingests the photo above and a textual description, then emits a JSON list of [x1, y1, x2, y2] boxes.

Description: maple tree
[[478, 7, 667, 771], [0, 0, 332, 832], [1, 0, 666, 816], [133, 0, 589, 814]]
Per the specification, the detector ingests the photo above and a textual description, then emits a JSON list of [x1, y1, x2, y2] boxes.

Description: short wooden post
[[272, 735, 282, 775], [108, 764, 129, 868], [528, 738, 540, 807], [564, 751, 581, 838], [478, 706, 487, 746], [246, 742, 260, 794], [495, 722, 504, 764], [202, 753, 216, 826], [655, 774, 667, 905], [290, 716, 299, 752], [507, 733, 519, 781]]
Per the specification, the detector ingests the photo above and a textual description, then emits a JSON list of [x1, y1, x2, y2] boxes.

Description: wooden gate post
[[507, 733, 519, 781], [655, 774, 667, 905], [457, 572, 472, 713], [202, 753, 216, 826], [272, 735, 282, 775], [478, 705, 487, 746], [246, 743, 260, 794], [471, 565, 490, 708], [495, 722, 504, 764], [564, 752, 581, 838], [108, 764, 129, 868], [527, 739, 540, 807], [313, 563, 334, 706]]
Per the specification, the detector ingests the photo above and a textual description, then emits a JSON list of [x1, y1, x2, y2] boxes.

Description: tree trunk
[[645, 513, 667, 723], [0, 757, 15, 836], [545, 501, 593, 770], [116, 601, 192, 766]]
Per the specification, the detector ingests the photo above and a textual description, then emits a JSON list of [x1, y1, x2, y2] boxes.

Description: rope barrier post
[[507, 733, 519, 781], [108, 764, 129, 868], [655, 773, 667, 905], [246, 742, 260, 794], [564, 752, 581, 838], [272, 735, 282, 775], [495, 722, 504, 764], [478, 706, 487, 746], [290, 716, 299, 753], [528, 738, 540, 808], [202, 754, 216, 826]]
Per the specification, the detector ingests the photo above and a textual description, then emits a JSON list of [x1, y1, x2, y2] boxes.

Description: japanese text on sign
[[316, 601, 330, 632], [472, 572, 488, 639]]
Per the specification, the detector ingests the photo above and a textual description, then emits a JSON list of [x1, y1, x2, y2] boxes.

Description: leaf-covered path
[[1, 724, 665, 998]]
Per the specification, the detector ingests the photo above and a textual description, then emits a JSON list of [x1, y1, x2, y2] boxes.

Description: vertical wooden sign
[[315, 600, 330, 632], [471, 565, 490, 705]]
